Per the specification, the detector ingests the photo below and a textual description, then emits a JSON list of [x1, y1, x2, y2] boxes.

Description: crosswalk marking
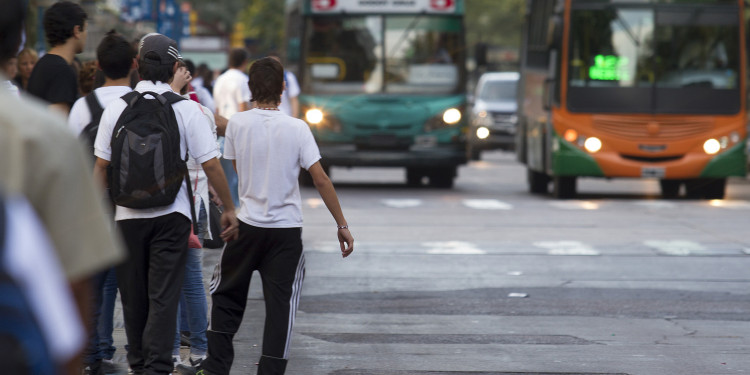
[[644, 240, 706, 256], [304, 196, 750, 211], [382, 199, 422, 208], [423, 241, 487, 255], [533, 241, 601, 256], [548, 201, 601, 210], [462, 199, 513, 210]]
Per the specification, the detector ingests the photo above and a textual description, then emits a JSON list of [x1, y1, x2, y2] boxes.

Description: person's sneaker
[[172, 355, 183, 370], [175, 364, 216, 375], [100, 359, 126, 374], [188, 354, 206, 367]]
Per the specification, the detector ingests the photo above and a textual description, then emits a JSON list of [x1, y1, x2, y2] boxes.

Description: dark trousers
[[117, 213, 190, 375], [202, 223, 305, 375]]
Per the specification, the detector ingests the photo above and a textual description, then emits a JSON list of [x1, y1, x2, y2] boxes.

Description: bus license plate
[[414, 135, 437, 147], [641, 167, 665, 178]]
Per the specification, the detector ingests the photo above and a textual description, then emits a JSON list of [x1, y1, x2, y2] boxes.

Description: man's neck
[[102, 77, 131, 88], [47, 42, 77, 64]]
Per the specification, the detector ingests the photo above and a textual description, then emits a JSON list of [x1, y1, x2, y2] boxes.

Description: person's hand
[[173, 66, 192, 92], [220, 210, 239, 242], [337, 228, 353, 258]]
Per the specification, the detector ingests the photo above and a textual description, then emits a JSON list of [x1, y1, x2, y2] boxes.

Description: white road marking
[[382, 199, 422, 208], [549, 200, 601, 210], [423, 241, 487, 255], [507, 271, 524, 276], [305, 198, 324, 208], [634, 200, 676, 209], [534, 241, 601, 256], [508, 293, 529, 298], [462, 199, 513, 210], [708, 200, 750, 209], [644, 240, 705, 256]]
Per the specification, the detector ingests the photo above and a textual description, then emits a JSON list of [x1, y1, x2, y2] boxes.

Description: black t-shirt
[[27, 54, 78, 107]]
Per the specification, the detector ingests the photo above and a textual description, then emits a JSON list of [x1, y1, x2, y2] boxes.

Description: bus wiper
[[388, 14, 423, 59]]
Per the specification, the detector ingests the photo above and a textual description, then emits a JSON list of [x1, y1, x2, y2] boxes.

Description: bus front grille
[[593, 117, 712, 141]]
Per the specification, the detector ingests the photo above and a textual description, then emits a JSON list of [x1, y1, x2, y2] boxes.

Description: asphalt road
[[198, 151, 750, 374]]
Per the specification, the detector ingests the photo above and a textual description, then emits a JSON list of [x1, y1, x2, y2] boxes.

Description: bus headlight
[[584, 137, 602, 153], [476, 127, 490, 139], [443, 108, 462, 124], [703, 138, 721, 154], [305, 109, 324, 125]]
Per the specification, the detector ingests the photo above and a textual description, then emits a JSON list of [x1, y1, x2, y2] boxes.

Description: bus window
[[384, 16, 463, 94], [568, 8, 654, 88], [653, 8, 739, 90], [305, 16, 380, 94]]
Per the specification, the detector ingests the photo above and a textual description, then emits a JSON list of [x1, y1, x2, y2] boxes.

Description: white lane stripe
[[305, 198, 324, 208], [423, 241, 487, 255], [534, 241, 600, 256], [462, 199, 513, 210], [634, 200, 676, 209], [644, 240, 705, 256], [549, 201, 601, 210], [284, 253, 306, 359], [382, 199, 422, 208]]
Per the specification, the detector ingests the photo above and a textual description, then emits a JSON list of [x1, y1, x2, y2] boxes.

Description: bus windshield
[[303, 15, 463, 95], [567, 4, 740, 114]]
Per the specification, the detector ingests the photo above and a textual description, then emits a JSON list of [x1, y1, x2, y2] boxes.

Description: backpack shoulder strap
[[121, 91, 140, 107], [0, 193, 5, 260], [85, 92, 104, 119], [162, 91, 188, 105]]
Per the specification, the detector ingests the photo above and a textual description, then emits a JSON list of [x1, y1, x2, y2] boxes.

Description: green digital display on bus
[[589, 55, 630, 81]]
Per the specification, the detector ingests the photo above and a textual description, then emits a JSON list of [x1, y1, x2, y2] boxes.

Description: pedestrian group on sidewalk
[[0, 1, 354, 375]]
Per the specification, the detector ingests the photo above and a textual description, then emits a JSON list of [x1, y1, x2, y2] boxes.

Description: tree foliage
[[465, 0, 525, 50], [237, 0, 286, 55]]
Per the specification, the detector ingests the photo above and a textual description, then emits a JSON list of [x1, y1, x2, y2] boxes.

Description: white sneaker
[[172, 355, 183, 370], [189, 354, 206, 367]]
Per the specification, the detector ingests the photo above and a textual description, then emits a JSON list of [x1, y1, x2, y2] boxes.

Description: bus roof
[[304, 0, 465, 15]]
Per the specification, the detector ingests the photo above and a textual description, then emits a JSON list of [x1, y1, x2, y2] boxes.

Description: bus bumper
[[318, 144, 467, 167], [551, 135, 747, 179]]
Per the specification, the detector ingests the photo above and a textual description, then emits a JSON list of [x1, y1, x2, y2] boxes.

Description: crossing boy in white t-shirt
[[177, 57, 354, 375]]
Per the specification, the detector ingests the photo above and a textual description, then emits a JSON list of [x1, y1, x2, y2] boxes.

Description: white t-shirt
[[224, 109, 321, 228], [3, 194, 85, 363], [94, 80, 221, 222], [213, 68, 250, 118], [279, 71, 300, 116], [68, 86, 133, 136]]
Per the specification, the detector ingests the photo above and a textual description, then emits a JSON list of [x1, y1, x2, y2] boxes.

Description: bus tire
[[468, 146, 481, 161], [553, 176, 576, 199], [429, 167, 456, 189], [527, 168, 550, 194], [703, 178, 726, 200], [406, 168, 425, 187], [659, 179, 681, 199]]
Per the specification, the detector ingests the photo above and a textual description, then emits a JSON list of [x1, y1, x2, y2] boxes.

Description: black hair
[[138, 52, 174, 83], [184, 59, 196, 76], [229, 48, 249, 69], [97, 30, 135, 80], [43, 1, 88, 48], [0, 0, 25, 64], [248, 57, 283, 106]]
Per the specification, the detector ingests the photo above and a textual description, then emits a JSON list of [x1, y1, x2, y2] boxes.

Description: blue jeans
[[219, 137, 239, 208], [173, 201, 209, 356], [97, 267, 118, 360], [84, 270, 106, 364]]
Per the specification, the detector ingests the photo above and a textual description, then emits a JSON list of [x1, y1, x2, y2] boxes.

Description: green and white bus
[[286, 0, 468, 187]]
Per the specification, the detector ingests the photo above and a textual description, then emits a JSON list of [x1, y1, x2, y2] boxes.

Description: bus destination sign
[[311, 0, 456, 14]]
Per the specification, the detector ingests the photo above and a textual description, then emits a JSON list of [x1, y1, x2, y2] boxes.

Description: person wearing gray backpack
[[92, 33, 239, 375]]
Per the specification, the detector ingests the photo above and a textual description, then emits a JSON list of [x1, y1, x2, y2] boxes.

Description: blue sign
[[157, 0, 182, 43], [121, 0, 154, 22]]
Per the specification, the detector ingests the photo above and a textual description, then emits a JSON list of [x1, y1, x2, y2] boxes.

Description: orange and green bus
[[517, 0, 747, 199]]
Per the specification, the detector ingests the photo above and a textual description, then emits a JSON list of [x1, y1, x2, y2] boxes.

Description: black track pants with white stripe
[[203, 222, 305, 375]]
